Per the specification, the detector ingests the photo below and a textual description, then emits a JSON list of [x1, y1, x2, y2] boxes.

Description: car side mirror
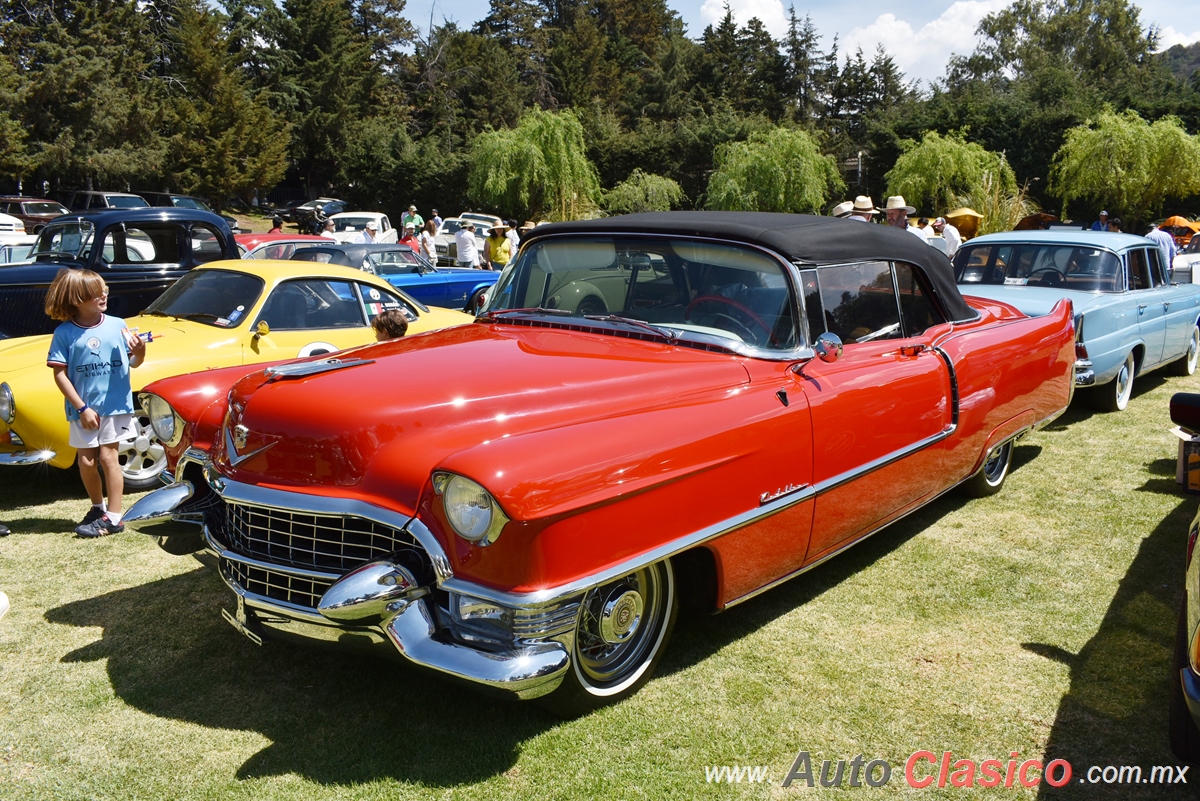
[[254, 320, 270, 339], [813, 332, 842, 363]]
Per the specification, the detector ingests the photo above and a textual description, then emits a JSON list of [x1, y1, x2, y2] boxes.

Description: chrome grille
[[221, 558, 333, 610], [224, 500, 428, 574], [0, 287, 51, 337]]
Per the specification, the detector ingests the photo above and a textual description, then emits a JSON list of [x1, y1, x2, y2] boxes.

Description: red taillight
[[1188, 524, 1199, 569], [1076, 342, 1089, 360]]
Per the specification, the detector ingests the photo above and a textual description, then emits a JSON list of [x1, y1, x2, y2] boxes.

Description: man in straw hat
[[846, 196, 878, 222], [886, 195, 929, 241]]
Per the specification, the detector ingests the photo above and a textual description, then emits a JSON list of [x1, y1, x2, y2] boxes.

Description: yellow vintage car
[[0, 260, 473, 489]]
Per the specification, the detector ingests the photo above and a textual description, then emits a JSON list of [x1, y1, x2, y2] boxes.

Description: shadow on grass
[[0, 464, 89, 534], [45, 565, 557, 786], [1030, 484, 1197, 800]]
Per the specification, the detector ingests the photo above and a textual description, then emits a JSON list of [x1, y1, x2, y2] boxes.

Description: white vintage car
[[328, 212, 397, 244]]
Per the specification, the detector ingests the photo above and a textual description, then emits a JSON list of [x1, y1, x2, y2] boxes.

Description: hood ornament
[[225, 423, 275, 467]]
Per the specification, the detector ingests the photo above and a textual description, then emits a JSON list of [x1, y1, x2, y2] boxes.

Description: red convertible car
[[125, 213, 1077, 714]]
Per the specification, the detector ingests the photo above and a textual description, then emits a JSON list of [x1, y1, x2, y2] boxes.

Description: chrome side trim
[[932, 346, 960, 428], [0, 449, 56, 466], [438, 484, 817, 609], [810, 427, 955, 496]]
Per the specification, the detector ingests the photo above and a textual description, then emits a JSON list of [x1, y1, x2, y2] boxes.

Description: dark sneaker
[[0, 522, 10, 537], [75, 515, 124, 538], [78, 507, 105, 527]]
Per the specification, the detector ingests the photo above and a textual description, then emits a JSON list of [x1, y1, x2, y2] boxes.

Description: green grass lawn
[[2, 370, 1199, 799]]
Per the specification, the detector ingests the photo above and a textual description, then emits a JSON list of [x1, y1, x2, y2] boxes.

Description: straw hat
[[850, 196, 879, 215], [831, 201, 854, 218], [885, 195, 915, 214]]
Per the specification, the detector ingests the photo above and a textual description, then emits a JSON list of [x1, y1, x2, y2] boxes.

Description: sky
[[408, 0, 1200, 88]]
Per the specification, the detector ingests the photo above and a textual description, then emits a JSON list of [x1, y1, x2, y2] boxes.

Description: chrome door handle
[[1138, 304, 1148, 314]]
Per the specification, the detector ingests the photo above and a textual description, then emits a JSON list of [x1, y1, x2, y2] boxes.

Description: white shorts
[[68, 413, 135, 449]]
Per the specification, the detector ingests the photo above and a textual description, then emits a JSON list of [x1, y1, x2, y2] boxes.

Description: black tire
[[1088, 351, 1136, 412], [1170, 596, 1200, 762], [575, 296, 606, 316], [116, 405, 167, 491], [960, 440, 1013, 497], [1171, 326, 1200, 377], [466, 287, 488, 314], [540, 559, 677, 717]]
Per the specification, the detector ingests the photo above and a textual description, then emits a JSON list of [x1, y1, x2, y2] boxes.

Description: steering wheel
[[685, 295, 771, 342], [1029, 268, 1065, 287]]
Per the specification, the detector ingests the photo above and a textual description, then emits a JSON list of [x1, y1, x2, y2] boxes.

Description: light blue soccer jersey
[[46, 315, 134, 421]]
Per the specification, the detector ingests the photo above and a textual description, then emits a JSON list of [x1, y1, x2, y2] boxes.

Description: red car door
[[795, 261, 953, 561]]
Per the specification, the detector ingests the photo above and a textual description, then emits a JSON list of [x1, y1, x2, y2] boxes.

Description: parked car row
[[0, 190, 241, 239]]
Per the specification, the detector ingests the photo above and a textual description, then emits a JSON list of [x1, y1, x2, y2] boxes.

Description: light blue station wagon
[[954, 230, 1200, 411]]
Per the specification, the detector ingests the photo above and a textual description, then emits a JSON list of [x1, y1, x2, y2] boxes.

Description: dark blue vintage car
[[0, 208, 237, 338], [289, 243, 497, 312]]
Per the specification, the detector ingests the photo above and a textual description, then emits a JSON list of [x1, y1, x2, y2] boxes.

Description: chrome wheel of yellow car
[[117, 406, 167, 491]]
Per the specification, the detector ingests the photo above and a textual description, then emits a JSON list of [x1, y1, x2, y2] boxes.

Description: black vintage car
[[0, 208, 237, 338]]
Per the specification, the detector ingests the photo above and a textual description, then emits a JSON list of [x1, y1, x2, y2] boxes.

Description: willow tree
[[704, 127, 843, 213], [1049, 109, 1200, 227], [602, 169, 684, 214], [468, 108, 601, 221], [885, 131, 1017, 215]]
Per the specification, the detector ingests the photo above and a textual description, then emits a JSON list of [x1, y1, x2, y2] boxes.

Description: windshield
[[333, 217, 376, 232], [170, 196, 210, 211], [145, 269, 265, 327], [1187, 237, 1200, 255], [366, 249, 422, 275], [109, 195, 149, 208], [954, 242, 1123, 292], [32, 220, 95, 259], [486, 236, 798, 351], [25, 202, 67, 215]]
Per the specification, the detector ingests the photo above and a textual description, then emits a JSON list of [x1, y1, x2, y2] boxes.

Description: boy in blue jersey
[[45, 269, 148, 538]]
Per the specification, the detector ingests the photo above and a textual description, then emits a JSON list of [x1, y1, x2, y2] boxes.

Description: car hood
[[217, 323, 754, 516], [958, 284, 1112, 317], [0, 259, 85, 284], [0, 315, 208, 384]]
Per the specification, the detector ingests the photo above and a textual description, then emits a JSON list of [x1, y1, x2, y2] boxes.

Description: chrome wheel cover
[[982, 441, 1012, 487], [1114, 353, 1134, 411], [117, 408, 167, 484], [574, 562, 672, 695]]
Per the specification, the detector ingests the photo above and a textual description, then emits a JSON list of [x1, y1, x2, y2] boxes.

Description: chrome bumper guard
[[0, 448, 56, 466], [121, 480, 572, 700], [1074, 358, 1095, 386]]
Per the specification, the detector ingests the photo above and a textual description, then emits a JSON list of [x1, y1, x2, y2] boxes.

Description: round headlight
[[0, 382, 13, 424], [443, 475, 494, 542], [145, 394, 177, 443]]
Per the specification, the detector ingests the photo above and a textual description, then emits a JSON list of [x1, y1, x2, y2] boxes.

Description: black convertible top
[[527, 212, 978, 323]]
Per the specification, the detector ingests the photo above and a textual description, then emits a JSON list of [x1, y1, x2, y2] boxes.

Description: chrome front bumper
[[0, 448, 55, 466], [124, 480, 572, 700]]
